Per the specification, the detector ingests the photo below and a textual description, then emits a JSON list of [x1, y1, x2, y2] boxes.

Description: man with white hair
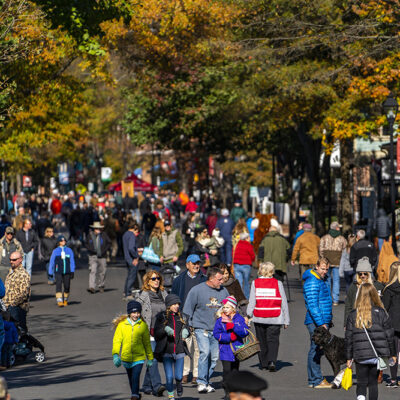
[[258, 219, 290, 281], [349, 229, 377, 272], [216, 209, 235, 265], [319, 221, 347, 306]]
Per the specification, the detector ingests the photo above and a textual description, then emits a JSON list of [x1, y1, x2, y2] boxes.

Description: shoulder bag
[[362, 323, 387, 370]]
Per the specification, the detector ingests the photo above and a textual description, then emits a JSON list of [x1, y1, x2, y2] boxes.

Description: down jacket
[[303, 269, 332, 326], [213, 313, 249, 362], [382, 281, 400, 332], [345, 306, 395, 362]]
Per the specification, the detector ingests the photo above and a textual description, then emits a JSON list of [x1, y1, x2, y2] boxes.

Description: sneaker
[[333, 302, 339, 306], [206, 385, 215, 393], [197, 384, 207, 393], [87, 288, 95, 294], [386, 381, 399, 388], [314, 379, 332, 389], [156, 385, 166, 397]]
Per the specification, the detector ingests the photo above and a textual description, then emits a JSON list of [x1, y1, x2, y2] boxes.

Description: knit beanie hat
[[127, 300, 142, 314], [356, 257, 372, 273], [165, 294, 181, 308], [222, 295, 237, 308]]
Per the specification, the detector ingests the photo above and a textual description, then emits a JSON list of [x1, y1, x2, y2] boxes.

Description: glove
[[147, 359, 153, 368], [165, 326, 174, 336], [70, 272, 74, 279], [182, 328, 189, 339], [113, 354, 121, 368], [230, 332, 237, 341], [226, 322, 234, 331]]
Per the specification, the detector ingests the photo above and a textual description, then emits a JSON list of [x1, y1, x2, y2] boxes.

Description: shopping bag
[[142, 244, 160, 264], [342, 367, 353, 391], [332, 368, 346, 388]]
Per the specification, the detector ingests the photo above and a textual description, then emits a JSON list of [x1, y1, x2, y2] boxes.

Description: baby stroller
[[160, 264, 180, 292]]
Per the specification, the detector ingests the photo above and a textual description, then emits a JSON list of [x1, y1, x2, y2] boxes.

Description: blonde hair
[[142, 270, 165, 292], [355, 283, 384, 329], [112, 314, 128, 329], [356, 272, 373, 286], [215, 302, 236, 318], [150, 226, 162, 240], [259, 262, 275, 278], [384, 261, 400, 292]]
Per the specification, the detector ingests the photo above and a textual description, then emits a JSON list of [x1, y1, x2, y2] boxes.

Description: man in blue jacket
[[303, 257, 332, 389]]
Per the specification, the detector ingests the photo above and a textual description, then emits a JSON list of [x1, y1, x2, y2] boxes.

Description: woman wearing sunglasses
[[344, 257, 384, 329], [136, 270, 167, 397]]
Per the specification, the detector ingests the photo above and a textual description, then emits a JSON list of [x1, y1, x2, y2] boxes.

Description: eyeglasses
[[358, 272, 369, 277], [6, 233, 13, 235], [9, 258, 20, 262], [150, 277, 161, 281]]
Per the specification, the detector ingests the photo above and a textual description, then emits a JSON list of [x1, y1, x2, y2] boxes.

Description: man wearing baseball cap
[[0, 227, 22, 282], [171, 254, 207, 384], [224, 370, 267, 400]]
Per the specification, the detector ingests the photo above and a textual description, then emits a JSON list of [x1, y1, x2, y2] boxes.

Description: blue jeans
[[22, 250, 34, 277], [220, 242, 233, 265], [125, 363, 143, 398], [326, 266, 339, 303], [234, 264, 251, 298], [306, 323, 323, 386], [344, 270, 355, 292], [194, 329, 219, 386], [142, 341, 162, 394], [163, 355, 184, 392], [124, 263, 138, 296]]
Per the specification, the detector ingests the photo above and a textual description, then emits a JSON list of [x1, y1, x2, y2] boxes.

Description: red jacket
[[233, 240, 255, 265]]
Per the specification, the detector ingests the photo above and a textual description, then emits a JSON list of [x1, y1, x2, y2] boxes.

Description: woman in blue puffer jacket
[[213, 295, 249, 400]]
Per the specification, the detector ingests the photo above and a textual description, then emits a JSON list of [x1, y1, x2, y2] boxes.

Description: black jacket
[[171, 270, 207, 305], [39, 236, 57, 262], [345, 306, 395, 361], [376, 209, 391, 238], [350, 239, 378, 271], [153, 311, 189, 362], [85, 232, 111, 258], [382, 281, 400, 332], [16, 229, 38, 253]]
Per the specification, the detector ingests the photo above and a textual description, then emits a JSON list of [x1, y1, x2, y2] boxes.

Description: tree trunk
[[340, 139, 353, 234]]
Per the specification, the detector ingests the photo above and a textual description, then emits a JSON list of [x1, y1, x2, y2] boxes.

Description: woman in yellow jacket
[[112, 300, 154, 400]]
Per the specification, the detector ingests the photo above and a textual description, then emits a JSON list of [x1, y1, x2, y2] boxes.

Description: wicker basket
[[230, 330, 260, 361]]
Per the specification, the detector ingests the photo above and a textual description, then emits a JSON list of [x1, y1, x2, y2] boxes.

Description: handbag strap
[[229, 327, 254, 353], [362, 323, 379, 359]]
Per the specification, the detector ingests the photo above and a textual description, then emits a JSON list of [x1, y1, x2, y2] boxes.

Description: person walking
[[319, 221, 347, 306], [345, 283, 396, 400], [376, 208, 391, 251], [48, 236, 75, 307], [224, 370, 267, 400], [154, 294, 190, 400], [350, 230, 378, 272], [85, 221, 111, 294], [171, 254, 206, 384], [230, 201, 247, 225], [16, 219, 38, 277], [39, 227, 57, 285], [344, 257, 384, 328], [136, 270, 167, 397], [3, 251, 30, 332], [291, 223, 320, 278], [232, 232, 255, 299], [112, 300, 154, 400], [213, 295, 249, 400], [382, 261, 400, 387], [339, 234, 357, 292], [122, 220, 140, 300], [216, 210, 235, 266], [159, 220, 183, 266], [247, 262, 290, 372], [183, 266, 229, 393], [0, 228, 22, 283], [302, 258, 332, 388], [258, 221, 290, 282]]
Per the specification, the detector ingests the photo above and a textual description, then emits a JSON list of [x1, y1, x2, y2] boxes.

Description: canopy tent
[[108, 174, 158, 192]]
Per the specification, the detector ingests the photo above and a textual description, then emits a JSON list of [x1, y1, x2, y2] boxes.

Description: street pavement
[[2, 257, 398, 400]]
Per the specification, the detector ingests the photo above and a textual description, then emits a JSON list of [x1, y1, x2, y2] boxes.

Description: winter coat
[[216, 217, 235, 243], [213, 313, 249, 362], [382, 281, 400, 332], [233, 240, 255, 266], [39, 236, 57, 262], [291, 232, 320, 265], [230, 207, 247, 224], [153, 311, 189, 361], [0, 237, 23, 267], [319, 232, 347, 266], [302, 269, 332, 326], [223, 277, 248, 317], [85, 231, 111, 258], [49, 246, 76, 275], [344, 280, 384, 327], [112, 318, 154, 363], [339, 249, 353, 277], [171, 270, 207, 305], [159, 229, 183, 263], [136, 290, 168, 329], [376, 241, 398, 284], [350, 239, 377, 271], [376, 209, 391, 238], [345, 306, 395, 362], [258, 231, 290, 273], [15, 229, 38, 254], [3, 265, 30, 311], [122, 230, 138, 266]]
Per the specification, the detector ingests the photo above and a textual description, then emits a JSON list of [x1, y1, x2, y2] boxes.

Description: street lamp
[[383, 92, 399, 255]]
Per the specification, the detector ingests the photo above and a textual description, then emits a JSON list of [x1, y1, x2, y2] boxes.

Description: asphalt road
[[2, 258, 398, 400]]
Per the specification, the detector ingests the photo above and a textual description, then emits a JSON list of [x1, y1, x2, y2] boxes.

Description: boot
[[63, 292, 69, 306], [56, 292, 64, 307], [176, 380, 183, 397]]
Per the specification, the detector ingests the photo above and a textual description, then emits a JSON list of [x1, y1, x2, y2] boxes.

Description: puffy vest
[[254, 278, 282, 318]]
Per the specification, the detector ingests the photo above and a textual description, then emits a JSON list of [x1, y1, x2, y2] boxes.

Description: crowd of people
[[0, 190, 399, 400]]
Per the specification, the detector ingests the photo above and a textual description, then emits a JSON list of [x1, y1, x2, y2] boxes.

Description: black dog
[[312, 326, 347, 377]]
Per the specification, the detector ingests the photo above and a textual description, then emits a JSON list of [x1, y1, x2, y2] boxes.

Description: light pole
[[383, 92, 399, 255]]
